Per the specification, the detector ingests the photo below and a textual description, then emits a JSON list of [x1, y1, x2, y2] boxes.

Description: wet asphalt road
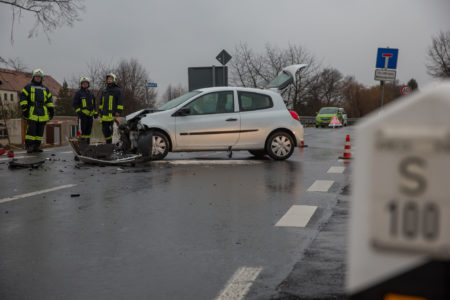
[[0, 127, 353, 300]]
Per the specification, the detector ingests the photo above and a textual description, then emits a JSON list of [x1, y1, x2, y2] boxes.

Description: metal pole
[[223, 65, 225, 86], [380, 81, 385, 108], [212, 65, 216, 87], [145, 80, 148, 106]]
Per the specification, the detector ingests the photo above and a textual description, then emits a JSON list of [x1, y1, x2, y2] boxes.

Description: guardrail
[[299, 116, 360, 126]]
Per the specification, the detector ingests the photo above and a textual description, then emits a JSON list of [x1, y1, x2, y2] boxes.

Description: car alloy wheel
[[266, 131, 294, 160]]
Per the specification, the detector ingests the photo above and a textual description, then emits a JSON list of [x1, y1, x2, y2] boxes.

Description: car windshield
[[158, 91, 201, 111], [319, 108, 338, 114]]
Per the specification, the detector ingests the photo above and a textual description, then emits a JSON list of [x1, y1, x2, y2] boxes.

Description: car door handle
[[226, 118, 238, 121]]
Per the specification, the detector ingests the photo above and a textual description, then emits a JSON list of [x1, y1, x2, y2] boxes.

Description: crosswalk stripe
[[307, 180, 334, 192], [215, 266, 263, 300], [327, 166, 346, 173], [275, 205, 317, 227]]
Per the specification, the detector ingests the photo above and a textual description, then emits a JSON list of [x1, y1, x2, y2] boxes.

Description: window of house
[[10, 94, 14, 101]]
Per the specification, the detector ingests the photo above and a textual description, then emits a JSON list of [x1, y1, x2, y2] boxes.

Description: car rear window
[[238, 92, 273, 111]]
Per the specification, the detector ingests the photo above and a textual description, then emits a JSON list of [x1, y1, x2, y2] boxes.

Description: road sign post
[[347, 82, 450, 299], [216, 49, 232, 87], [374, 48, 399, 109]]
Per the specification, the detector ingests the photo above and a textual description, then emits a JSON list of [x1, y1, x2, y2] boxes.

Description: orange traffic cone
[[339, 134, 352, 159]]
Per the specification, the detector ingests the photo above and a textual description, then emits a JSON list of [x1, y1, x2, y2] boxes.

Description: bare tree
[[0, 56, 28, 71], [230, 43, 321, 115], [162, 84, 187, 103], [426, 31, 450, 78], [0, 0, 85, 43], [115, 58, 157, 113]]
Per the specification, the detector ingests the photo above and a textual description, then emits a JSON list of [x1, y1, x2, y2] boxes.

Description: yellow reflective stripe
[[25, 135, 36, 140], [21, 88, 29, 96], [109, 95, 113, 111], [105, 136, 112, 140], [101, 115, 115, 121], [30, 88, 35, 102], [47, 92, 52, 99], [43, 89, 47, 101], [81, 135, 91, 138], [46, 103, 55, 108], [82, 109, 92, 115], [99, 96, 104, 110], [82, 98, 87, 107], [20, 100, 28, 106], [75, 108, 81, 113], [117, 105, 123, 110]]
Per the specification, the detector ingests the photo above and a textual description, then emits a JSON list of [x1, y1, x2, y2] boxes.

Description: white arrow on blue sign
[[147, 82, 157, 88]]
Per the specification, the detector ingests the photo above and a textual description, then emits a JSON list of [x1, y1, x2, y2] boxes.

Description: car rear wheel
[[266, 131, 294, 160], [248, 150, 267, 158]]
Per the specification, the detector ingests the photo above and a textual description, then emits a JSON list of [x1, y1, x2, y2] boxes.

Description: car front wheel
[[266, 131, 295, 160], [151, 131, 170, 160]]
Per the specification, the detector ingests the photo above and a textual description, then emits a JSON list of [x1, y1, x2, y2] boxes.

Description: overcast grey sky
[[1, 0, 449, 99]]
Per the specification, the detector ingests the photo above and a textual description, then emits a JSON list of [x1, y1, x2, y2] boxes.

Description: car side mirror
[[173, 107, 191, 117]]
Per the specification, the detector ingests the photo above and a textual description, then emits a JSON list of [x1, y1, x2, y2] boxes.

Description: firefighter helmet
[[106, 73, 117, 84], [32, 69, 45, 79], [79, 77, 90, 88]]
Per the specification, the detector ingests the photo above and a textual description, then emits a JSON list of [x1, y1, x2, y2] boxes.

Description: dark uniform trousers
[[80, 116, 94, 144], [102, 121, 114, 144], [26, 121, 46, 148]]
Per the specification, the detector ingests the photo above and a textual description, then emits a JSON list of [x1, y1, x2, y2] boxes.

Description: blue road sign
[[376, 48, 399, 69], [147, 82, 157, 88]]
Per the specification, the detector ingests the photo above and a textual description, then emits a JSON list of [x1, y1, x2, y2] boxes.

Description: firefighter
[[99, 73, 123, 144], [73, 77, 97, 144], [20, 69, 55, 153]]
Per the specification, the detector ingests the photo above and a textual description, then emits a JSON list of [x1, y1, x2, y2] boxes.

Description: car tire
[[265, 131, 295, 160], [151, 131, 170, 160], [248, 150, 267, 158], [138, 130, 169, 160]]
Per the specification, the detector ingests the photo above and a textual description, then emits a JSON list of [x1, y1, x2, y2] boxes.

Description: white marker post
[[347, 82, 450, 299]]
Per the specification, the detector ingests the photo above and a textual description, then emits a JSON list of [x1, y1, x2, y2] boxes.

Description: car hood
[[126, 109, 165, 122]]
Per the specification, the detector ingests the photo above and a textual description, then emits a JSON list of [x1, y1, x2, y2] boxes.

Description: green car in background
[[315, 107, 346, 127]]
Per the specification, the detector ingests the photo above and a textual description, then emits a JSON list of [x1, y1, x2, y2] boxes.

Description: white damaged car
[[119, 64, 306, 160]]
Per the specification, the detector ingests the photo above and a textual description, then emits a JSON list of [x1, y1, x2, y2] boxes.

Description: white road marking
[[0, 155, 35, 162], [327, 166, 346, 174], [155, 160, 262, 165], [275, 205, 317, 227], [59, 151, 74, 154], [215, 266, 263, 300], [0, 184, 77, 204], [307, 180, 334, 192]]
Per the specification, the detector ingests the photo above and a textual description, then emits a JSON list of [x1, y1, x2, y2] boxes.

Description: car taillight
[[289, 110, 300, 122]]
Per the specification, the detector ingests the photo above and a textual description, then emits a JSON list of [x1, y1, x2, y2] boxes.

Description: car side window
[[238, 92, 273, 111], [184, 91, 234, 115]]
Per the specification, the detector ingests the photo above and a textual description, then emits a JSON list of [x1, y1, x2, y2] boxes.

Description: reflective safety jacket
[[20, 82, 55, 122], [99, 84, 123, 122], [73, 88, 97, 117]]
